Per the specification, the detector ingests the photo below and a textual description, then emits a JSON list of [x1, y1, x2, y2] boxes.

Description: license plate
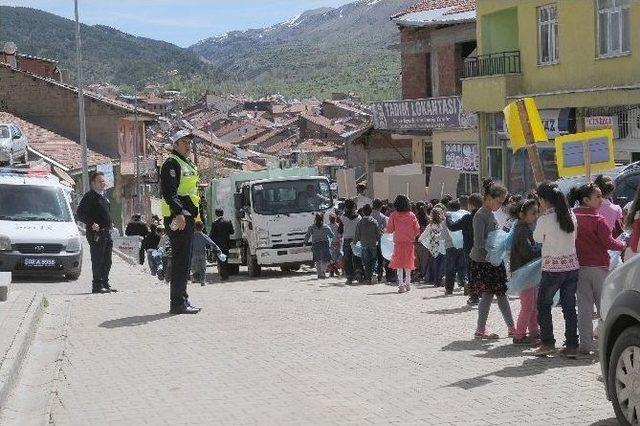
[[24, 258, 56, 268]]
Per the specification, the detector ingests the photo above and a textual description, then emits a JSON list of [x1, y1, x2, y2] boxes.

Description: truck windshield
[[252, 179, 332, 215], [0, 184, 73, 222]]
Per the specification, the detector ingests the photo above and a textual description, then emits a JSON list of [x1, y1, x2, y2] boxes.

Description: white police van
[[0, 168, 82, 279]]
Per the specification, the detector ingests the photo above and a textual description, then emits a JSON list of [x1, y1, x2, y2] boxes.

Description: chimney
[[2, 42, 17, 68]]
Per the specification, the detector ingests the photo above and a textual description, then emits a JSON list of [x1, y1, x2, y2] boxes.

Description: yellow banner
[[555, 129, 615, 178], [503, 98, 548, 151]]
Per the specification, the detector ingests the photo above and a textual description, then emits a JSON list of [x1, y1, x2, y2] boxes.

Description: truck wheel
[[608, 325, 640, 426], [227, 264, 240, 275], [248, 254, 261, 277]]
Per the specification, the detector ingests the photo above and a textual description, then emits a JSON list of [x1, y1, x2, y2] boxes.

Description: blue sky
[[0, 0, 353, 47]]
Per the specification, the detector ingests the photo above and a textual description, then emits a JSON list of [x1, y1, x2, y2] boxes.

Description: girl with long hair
[[532, 182, 579, 357]]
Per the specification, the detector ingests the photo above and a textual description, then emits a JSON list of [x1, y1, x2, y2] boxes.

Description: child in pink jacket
[[386, 195, 420, 294]]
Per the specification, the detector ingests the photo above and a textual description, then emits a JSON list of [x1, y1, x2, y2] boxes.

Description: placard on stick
[[336, 168, 357, 199], [503, 98, 548, 185], [555, 129, 615, 178], [388, 174, 427, 202], [426, 166, 460, 200], [373, 172, 389, 200]]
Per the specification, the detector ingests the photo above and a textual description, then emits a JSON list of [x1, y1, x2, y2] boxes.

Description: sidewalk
[[0, 288, 46, 410]]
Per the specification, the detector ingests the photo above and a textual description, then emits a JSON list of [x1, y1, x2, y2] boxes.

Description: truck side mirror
[[234, 193, 245, 219], [234, 193, 243, 211]]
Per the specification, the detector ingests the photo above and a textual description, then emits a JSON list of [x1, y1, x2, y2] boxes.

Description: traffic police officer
[[160, 130, 201, 315]]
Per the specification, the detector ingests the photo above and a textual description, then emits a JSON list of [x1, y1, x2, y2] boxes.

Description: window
[[0, 185, 72, 222], [597, 0, 630, 57], [11, 125, 22, 138], [538, 4, 559, 64]]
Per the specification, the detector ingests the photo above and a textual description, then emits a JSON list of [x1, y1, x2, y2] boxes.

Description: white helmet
[[170, 129, 191, 145]]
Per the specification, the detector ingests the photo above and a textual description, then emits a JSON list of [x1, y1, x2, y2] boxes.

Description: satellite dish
[[3, 42, 17, 55]]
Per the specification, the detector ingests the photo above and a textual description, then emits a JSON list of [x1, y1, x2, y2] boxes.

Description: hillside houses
[[162, 93, 374, 180]]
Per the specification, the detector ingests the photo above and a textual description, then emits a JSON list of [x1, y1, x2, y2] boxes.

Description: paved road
[[3, 247, 619, 425]]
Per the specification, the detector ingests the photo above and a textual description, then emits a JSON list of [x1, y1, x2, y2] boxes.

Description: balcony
[[463, 51, 521, 78]]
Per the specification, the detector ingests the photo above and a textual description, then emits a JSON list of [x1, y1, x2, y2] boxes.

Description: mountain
[[0, 6, 212, 88], [190, 0, 417, 101]]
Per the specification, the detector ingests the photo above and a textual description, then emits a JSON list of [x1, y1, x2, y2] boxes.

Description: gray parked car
[[600, 254, 640, 425], [0, 123, 29, 165]]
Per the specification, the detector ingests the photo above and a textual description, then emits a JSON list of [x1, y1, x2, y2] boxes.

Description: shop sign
[[585, 116, 614, 129], [497, 108, 571, 139], [372, 96, 477, 131], [443, 143, 479, 172]]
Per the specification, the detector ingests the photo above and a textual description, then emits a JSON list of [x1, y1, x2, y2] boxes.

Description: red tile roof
[[191, 129, 236, 154], [314, 156, 344, 168], [243, 159, 267, 172], [301, 114, 348, 135], [262, 136, 296, 156], [296, 138, 341, 153], [0, 112, 112, 172]]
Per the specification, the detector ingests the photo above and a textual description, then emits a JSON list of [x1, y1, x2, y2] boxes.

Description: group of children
[[306, 173, 640, 357]]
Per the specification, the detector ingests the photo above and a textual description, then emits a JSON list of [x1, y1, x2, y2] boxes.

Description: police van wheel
[[66, 272, 80, 281], [248, 254, 261, 278]]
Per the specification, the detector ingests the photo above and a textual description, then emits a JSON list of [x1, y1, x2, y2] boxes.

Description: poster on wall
[[443, 143, 479, 172]]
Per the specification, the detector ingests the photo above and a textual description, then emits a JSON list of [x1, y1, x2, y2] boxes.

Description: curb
[[112, 246, 139, 267], [0, 292, 46, 410]]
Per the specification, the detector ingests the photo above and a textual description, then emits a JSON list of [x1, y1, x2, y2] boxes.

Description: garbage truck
[[207, 167, 334, 277]]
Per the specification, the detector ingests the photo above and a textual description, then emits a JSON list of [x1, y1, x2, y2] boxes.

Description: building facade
[[463, 0, 640, 192], [372, 0, 479, 195]]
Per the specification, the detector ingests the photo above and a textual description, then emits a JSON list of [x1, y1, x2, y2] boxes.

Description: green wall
[[481, 7, 519, 54]]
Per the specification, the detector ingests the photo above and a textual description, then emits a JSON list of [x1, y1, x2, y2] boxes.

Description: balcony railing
[[463, 50, 521, 78]]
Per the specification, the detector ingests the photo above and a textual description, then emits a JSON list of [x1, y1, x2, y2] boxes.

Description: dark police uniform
[[160, 150, 200, 313], [76, 189, 114, 293]]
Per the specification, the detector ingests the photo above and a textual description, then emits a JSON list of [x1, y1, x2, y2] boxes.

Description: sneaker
[[559, 347, 578, 359], [371, 276, 378, 285], [405, 284, 411, 292], [474, 331, 499, 340], [532, 344, 556, 357], [398, 285, 407, 294], [345, 279, 353, 286]]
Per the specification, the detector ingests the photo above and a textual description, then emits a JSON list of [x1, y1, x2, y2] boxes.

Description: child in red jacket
[[386, 195, 420, 294], [569, 184, 626, 355]]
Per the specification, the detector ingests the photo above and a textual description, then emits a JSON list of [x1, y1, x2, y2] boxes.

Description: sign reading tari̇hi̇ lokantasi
[[372, 96, 477, 131], [555, 129, 615, 178]]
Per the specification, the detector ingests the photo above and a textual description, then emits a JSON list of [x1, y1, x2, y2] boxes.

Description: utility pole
[[134, 94, 140, 214], [209, 123, 215, 177], [74, 0, 89, 193]]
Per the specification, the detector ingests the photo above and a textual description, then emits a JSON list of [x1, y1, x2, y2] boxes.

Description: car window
[[0, 126, 9, 139], [614, 172, 640, 206], [11, 125, 22, 138]]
